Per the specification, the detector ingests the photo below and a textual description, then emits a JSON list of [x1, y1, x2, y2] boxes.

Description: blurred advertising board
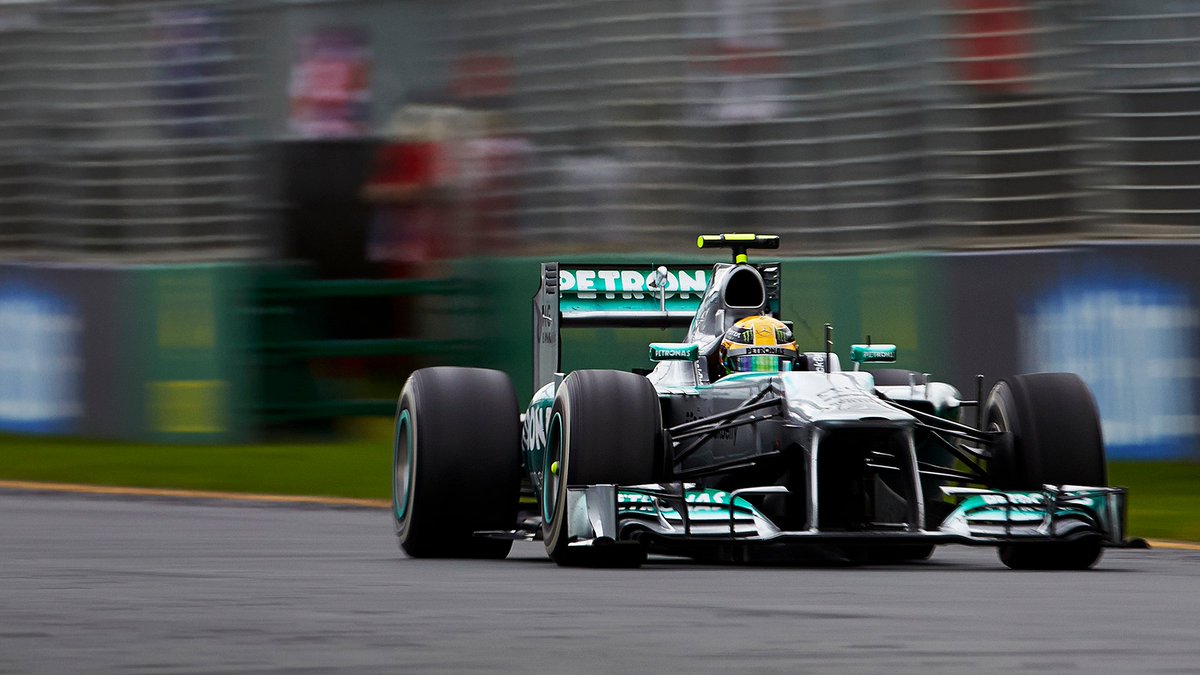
[[941, 245, 1200, 461], [0, 266, 92, 435], [126, 265, 254, 444], [0, 264, 252, 443]]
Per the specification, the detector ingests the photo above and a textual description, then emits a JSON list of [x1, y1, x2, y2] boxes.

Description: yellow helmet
[[720, 315, 798, 373]]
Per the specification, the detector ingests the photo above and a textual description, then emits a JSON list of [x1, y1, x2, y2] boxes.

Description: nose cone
[[779, 372, 914, 426]]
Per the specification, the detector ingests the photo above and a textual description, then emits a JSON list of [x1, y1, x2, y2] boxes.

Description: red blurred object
[[453, 52, 514, 100], [363, 140, 446, 274], [954, 0, 1034, 94]]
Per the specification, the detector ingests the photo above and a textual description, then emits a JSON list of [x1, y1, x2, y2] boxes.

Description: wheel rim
[[988, 407, 1008, 434], [986, 388, 1008, 434], [985, 388, 1013, 483], [542, 412, 563, 525], [393, 409, 413, 521]]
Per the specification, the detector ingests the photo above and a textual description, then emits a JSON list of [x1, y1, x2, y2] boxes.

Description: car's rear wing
[[532, 262, 781, 392], [533, 263, 712, 392]]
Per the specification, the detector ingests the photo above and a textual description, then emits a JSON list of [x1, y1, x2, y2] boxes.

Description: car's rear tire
[[984, 373, 1106, 570], [541, 370, 662, 567], [393, 367, 521, 559]]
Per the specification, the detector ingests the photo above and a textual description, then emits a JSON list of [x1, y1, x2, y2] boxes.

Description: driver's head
[[720, 315, 798, 374]]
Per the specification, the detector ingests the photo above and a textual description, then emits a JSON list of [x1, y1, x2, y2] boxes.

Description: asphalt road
[[3, 492, 1199, 674]]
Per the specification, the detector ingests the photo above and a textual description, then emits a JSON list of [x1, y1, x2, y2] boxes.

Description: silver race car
[[391, 234, 1128, 569]]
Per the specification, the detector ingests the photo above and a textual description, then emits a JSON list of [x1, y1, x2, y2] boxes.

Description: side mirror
[[649, 343, 699, 362], [850, 344, 897, 364]]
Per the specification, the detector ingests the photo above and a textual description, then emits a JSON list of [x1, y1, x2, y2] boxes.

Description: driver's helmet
[[720, 315, 798, 373]]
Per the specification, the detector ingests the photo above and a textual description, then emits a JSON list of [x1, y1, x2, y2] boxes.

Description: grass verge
[[0, 434, 391, 501], [1109, 462, 1200, 542], [1, 436, 1196, 541]]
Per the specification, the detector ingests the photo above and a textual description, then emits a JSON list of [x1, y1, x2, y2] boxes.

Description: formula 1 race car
[[391, 234, 1128, 569]]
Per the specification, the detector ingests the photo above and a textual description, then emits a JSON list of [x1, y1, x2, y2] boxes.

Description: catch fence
[[455, 0, 1200, 253], [1, 0, 1199, 260], [0, 0, 265, 262]]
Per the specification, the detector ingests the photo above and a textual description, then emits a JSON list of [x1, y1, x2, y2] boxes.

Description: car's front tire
[[393, 367, 521, 559], [541, 370, 662, 567], [984, 373, 1107, 570]]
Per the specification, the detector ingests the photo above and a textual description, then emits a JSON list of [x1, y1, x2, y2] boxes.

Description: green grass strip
[[1110, 462, 1200, 542], [1, 436, 1197, 541], [0, 434, 391, 501]]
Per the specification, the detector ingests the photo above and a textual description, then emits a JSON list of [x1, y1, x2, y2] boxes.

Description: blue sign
[[1022, 276, 1197, 460], [0, 286, 83, 434]]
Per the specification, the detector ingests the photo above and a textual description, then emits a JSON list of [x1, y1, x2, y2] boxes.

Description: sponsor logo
[[559, 269, 708, 300], [742, 346, 788, 356], [522, 404, 552, 452], [688, 490, 733, 505], [650, 344, 698, 361], [617, 488, 754, 519], [851, 343, 897, 363], [538, 302, 555, 344], [617, 489, 739, 507]]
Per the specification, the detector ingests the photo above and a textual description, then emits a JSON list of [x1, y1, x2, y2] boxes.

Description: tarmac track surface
[[3, 492, 1200, 674]]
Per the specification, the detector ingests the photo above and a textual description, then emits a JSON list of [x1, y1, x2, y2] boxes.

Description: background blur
[[2, 0, 1200, 461]]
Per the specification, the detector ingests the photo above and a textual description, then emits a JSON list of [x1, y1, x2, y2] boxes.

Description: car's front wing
[[557, 483, 1128, 561]]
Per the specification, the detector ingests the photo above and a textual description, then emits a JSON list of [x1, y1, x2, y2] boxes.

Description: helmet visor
[[727, 355, 795, 373]]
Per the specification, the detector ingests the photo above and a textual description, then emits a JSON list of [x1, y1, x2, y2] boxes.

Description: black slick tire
[[393, 367, 521, 559], [983, 372, 1107, 570], [541, 370, 662, 567]]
